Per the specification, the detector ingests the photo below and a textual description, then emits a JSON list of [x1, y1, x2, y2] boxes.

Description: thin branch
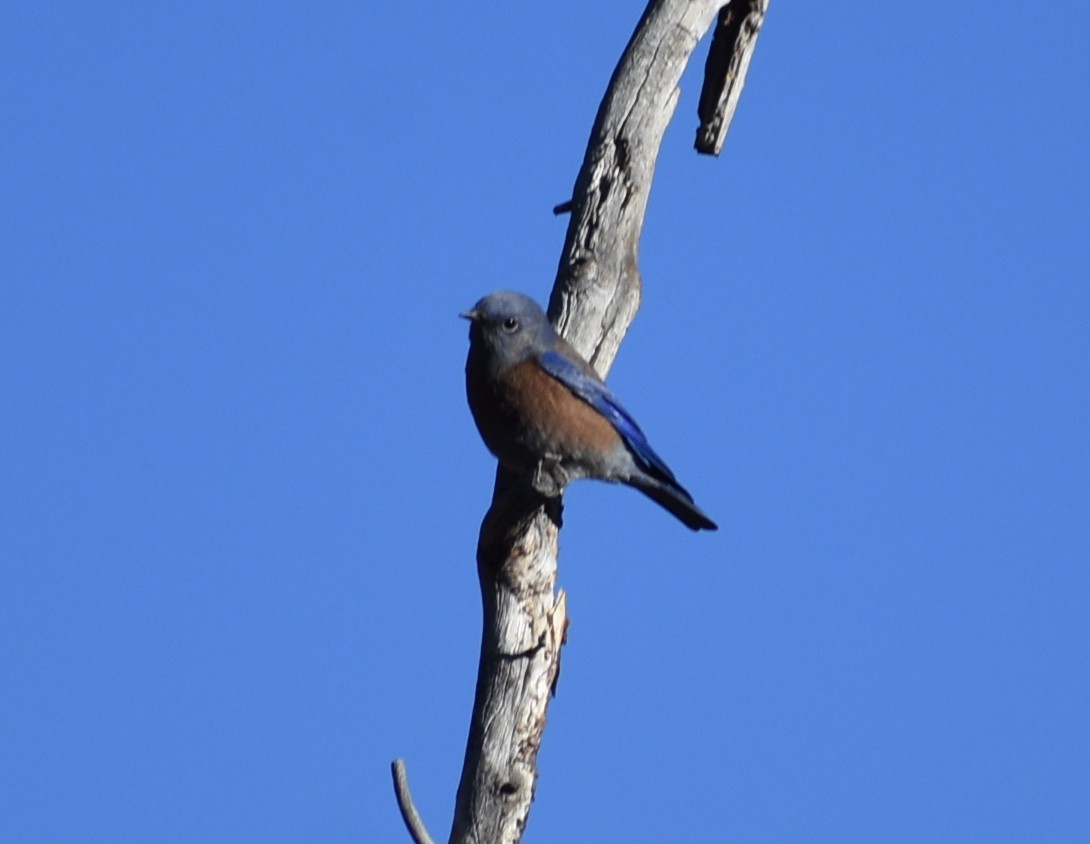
[[391, 759, 437, 844], [695, 0, 770, 156]]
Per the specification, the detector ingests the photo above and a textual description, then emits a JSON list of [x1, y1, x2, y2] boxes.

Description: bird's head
[[461, 290, 554, 368]]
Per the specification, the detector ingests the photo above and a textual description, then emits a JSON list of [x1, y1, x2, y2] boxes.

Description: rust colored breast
[[504, 359, 621, 462]]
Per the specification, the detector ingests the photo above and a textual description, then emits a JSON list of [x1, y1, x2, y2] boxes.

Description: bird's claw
[[531, 459, 568, 498]]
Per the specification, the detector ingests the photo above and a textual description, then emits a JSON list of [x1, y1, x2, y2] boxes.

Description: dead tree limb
[[392, 2, 767, 842], [696, 0, 769, 156]]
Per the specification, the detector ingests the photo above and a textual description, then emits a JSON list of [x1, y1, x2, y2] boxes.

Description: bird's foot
[[531, 459, 569, 499]]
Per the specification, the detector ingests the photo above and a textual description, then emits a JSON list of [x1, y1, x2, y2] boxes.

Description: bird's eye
[[502, 317, 519, 332]]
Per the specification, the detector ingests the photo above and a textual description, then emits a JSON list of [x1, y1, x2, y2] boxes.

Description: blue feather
[[537, 350, 679, 485]]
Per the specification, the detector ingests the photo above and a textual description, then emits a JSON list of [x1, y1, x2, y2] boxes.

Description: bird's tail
[[631, 476, 718, 532]]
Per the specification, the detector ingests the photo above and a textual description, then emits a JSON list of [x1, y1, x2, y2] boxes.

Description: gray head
[[461, 290, 554, 369]]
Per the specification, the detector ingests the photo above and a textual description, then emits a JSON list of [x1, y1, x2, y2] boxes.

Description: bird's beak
[[460, 309, 479, 321]]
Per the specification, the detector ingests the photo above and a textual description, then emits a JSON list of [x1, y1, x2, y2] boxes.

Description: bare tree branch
[[451, 3, 730, 842], [393, 1, 767, 841], [440, 469, 566, 844], [548, 0, 731, 369], [695, 0, 770, 156], [391, 759, 437, 844]]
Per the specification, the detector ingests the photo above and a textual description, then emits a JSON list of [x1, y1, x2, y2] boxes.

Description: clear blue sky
[[3, 3, 1088, 842]]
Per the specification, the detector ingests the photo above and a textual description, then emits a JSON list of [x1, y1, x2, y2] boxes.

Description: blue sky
[[3, 2, 1088, 842]]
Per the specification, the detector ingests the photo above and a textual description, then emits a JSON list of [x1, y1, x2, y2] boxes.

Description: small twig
[[552, 199, 574, 215], [391, 759, 437, 844]]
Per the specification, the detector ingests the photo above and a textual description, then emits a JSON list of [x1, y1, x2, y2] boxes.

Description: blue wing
[[537, 349, 679, 485]]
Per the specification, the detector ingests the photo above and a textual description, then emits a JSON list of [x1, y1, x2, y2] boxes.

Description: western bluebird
[[462, 290, 717, 531]]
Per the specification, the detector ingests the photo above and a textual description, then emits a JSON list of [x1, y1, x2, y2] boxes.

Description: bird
[[462, 290, 717, 531]]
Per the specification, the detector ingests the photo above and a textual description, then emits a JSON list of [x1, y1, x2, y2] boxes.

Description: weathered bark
[[392, 2, 768, 842], [447, 474, 568, 844], [695, 0, 769, 156]]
